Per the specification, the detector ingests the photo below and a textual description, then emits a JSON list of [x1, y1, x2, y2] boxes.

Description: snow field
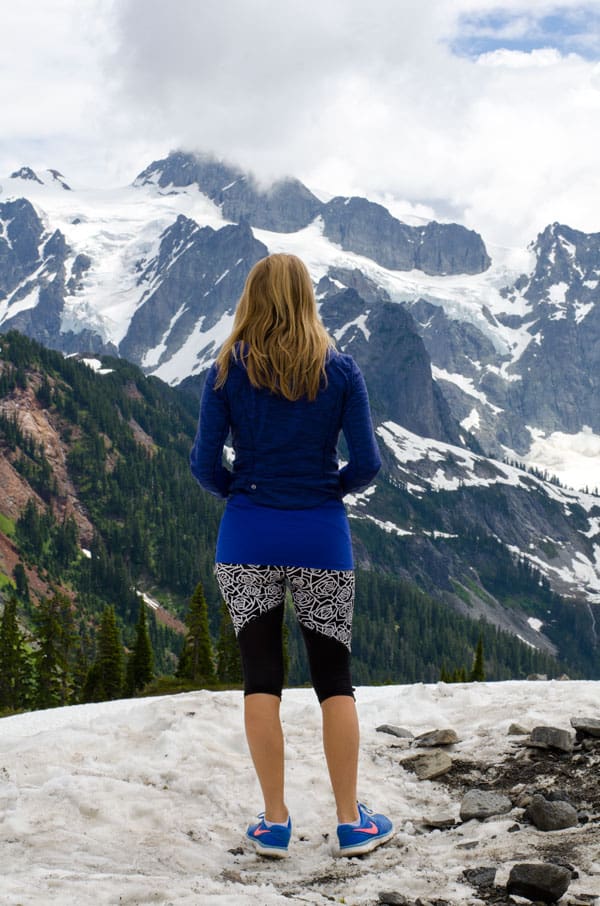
[[2, 681, 600, 904]]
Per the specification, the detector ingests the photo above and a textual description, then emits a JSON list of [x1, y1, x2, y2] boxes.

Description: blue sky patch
[[451, 5, 600, 60]]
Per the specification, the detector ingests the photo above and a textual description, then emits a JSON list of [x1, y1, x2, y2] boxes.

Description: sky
[[1, 0, 600, 246]]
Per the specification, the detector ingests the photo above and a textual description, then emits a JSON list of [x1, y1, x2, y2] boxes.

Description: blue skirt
[[215, 494, 354, 570]]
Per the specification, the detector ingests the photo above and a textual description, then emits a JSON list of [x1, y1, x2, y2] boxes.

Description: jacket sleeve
[[190, 363, 232, 499], [339, 358, 382, 495]]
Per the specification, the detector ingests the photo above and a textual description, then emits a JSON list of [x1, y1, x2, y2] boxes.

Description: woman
[[190, 253, 393, 858]]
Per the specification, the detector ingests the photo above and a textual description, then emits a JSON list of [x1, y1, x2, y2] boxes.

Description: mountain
[[1, 331, 589, 686], [1, 151, 599, 671], [1, 152, 598, 475]]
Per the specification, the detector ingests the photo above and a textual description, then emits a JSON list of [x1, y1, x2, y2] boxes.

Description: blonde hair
[[215, 253, 334, 401]]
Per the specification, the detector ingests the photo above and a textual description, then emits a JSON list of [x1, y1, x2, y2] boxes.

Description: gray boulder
[[507, 862, 571, 904], [414, 728, 459, 747], [570, 717, 600, 738], [525, 793, 578, 831], [459, 789, 512, 821], [529, 726, 574, 753], [376, 725, 414, 739], [402, 751, 453, 780]]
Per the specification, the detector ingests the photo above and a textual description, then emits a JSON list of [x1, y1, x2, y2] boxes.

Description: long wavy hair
[[215, 254, 334, 401]]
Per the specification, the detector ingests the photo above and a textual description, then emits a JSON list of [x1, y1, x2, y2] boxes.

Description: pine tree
[[216, 600, 242, 684], [470, 635, 485, 682], [85, 605, 124, 702], [32, 593, 78, 709], [177, 581, 216, 685], [0, 593, 32, 711], [125, 602, 155, 695], [13, 562, 29, 601]]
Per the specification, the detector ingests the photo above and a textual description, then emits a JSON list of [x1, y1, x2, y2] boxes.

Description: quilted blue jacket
[[190, 348, 381, 509]]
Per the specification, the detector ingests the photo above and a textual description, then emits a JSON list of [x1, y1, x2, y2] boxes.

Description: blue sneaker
[[246, 813, 291, 858], [337, 802, 394, 856]]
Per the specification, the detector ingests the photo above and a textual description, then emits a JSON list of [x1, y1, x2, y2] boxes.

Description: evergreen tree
[[32, 593, 77, 709], [71, 639, 91, 705], [13, 563, 29, 601], [36, 374, 52, 408], [470, 635, 485, 682], [216, 600, 243, 684], [177, 581, 216, 684], [0, 594, 32, 711], [85, 605, 124, 702], [125, 603, 155, 695]]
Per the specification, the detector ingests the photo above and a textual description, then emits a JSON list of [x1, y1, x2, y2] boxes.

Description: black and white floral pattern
[[214, 564, 355, 650]]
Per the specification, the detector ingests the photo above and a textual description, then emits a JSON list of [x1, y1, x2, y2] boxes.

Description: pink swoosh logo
[[354, 821, 379, 835], [253, 827, 272, 836]]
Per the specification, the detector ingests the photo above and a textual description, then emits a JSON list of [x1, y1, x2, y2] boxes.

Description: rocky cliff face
[[321, 196, 491, 275], [134, 151, 323, 233], [134, 152, 491, 276], [0, 198, 46, 296], [119, 217, 268, 368], [319, 288, 462, 445], [502, 224, 600, 444], [0, 199, 70, 348]]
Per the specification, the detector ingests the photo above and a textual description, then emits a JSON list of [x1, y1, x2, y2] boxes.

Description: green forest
[[0, 331, 589, 716]]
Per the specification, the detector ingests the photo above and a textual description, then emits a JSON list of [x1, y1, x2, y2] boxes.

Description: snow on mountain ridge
[[2, 158, 599, 499]]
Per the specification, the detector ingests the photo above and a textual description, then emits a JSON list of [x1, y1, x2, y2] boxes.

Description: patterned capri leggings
[[214, 564, 355, 702]]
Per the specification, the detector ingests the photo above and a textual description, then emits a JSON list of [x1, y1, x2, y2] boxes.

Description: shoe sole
[[338, 827, 395, 857], [248, 837, 290, 859]]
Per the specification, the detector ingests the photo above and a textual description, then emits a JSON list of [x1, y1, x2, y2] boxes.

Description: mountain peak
[[10, 166, 44, 184], [9, 166, 71, 190]]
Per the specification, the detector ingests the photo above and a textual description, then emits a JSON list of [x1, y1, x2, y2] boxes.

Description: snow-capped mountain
[[1, 151, 599, 618], [1, 151, 597, 481]]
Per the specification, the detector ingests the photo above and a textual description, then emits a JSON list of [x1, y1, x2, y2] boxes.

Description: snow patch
[[432, 367, 503, 413], [334, 313, 371, 342], [2, 682, 600, 904], [81, 358, 113, 375], [461, 408, 480, 431]]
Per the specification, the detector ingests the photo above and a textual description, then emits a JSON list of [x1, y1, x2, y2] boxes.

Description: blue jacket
[[190, 348, 381, 509]]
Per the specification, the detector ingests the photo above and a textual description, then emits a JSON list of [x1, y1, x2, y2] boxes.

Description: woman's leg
[[214, 564, 289, 823], [321, 695, 360, 823], [289, 567, 358, 823], [238, 603, 289, 821], [244, 693, 288, 823]]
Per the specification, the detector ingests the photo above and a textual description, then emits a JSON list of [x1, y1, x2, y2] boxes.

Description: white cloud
[[1, 1, 600, 247]]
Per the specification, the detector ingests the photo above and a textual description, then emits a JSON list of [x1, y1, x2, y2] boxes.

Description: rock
[[459, 789, 513, 821], [402, 751, 453, 780], [546, 789, 572, 803], [529, 726, 575, 753], [527, 674, 548, 681], [422, 814, 457, 829], [570, 717, 600, 738], [508, 723, 530, 735], [376, 724, 414, 739], [462, 866, 497, 888], [525, 793, 579, 831], [378, 894, 410, 906], [414, 728, 459, 747], [507, 862, 571, 904]]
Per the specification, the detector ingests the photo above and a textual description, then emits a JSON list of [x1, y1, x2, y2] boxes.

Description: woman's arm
[[190, 363, 232, 499], [339, 359, 382, 495]]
